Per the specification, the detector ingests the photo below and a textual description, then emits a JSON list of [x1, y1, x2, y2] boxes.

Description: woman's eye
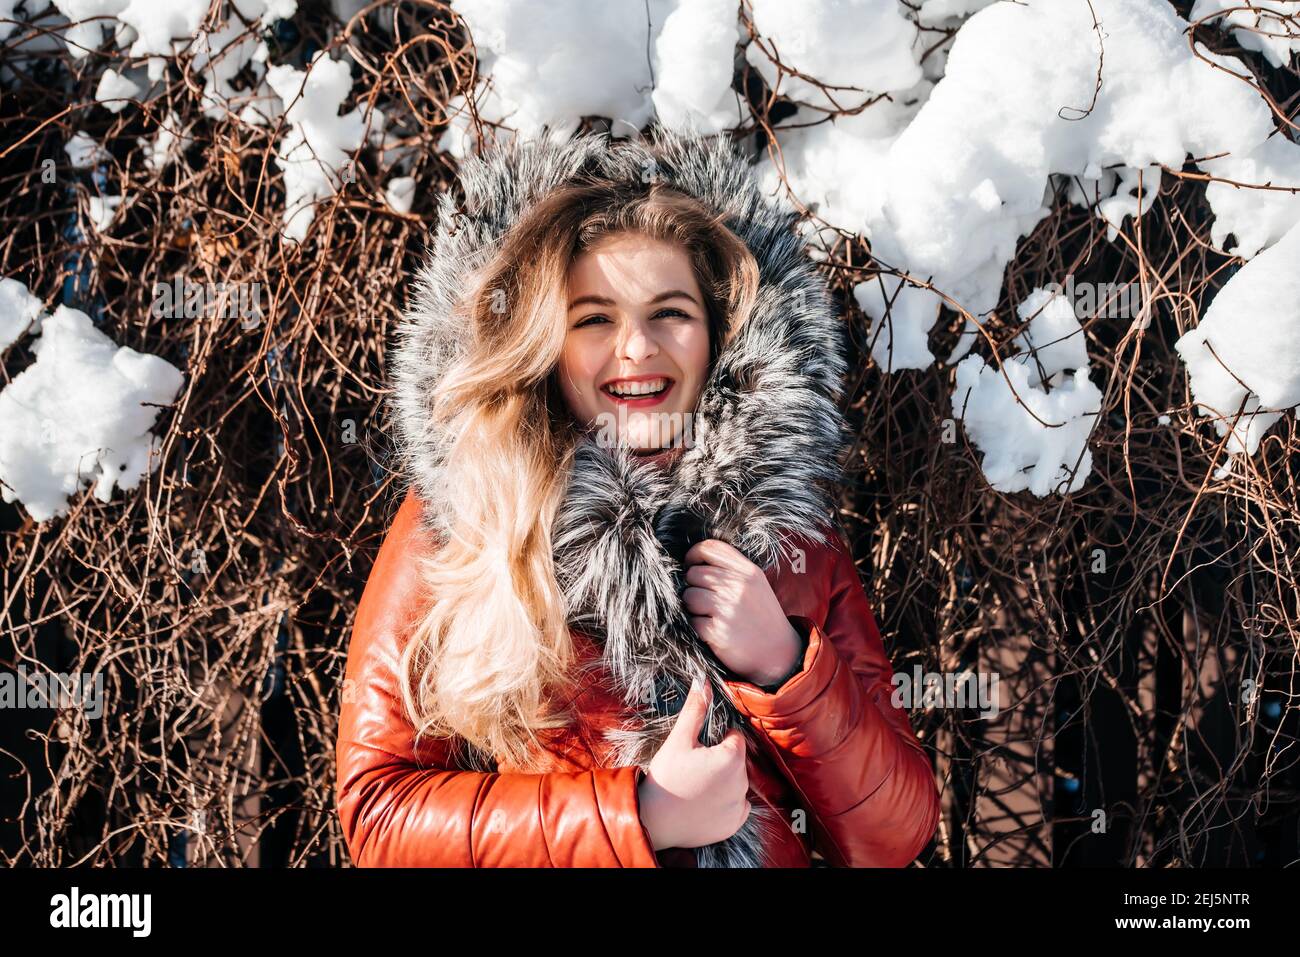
[[574, 308, 691, 329]]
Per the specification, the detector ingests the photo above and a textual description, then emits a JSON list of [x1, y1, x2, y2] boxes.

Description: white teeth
[[607, 378, 668, 397]]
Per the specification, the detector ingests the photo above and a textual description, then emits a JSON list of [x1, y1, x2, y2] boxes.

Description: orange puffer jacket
[[335, 489, 940, 868], [336, 125, 941, 867]]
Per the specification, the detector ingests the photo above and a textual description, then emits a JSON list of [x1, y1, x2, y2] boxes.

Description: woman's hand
[[682, 538, 803, 688], [637, 677, 751, 851]]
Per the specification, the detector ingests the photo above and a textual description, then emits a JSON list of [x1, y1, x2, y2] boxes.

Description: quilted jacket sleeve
[[335, 490, 661, 867], [720, 529, 940, 867]]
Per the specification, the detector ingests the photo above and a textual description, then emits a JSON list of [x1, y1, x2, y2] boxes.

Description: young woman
[[335, 125, 940, 867]]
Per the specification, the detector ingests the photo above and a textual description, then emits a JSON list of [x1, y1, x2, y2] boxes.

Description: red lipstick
[[600, 375, 675, 408]]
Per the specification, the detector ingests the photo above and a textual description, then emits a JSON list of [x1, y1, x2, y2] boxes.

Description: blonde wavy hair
[[398, 176, 761, 771]]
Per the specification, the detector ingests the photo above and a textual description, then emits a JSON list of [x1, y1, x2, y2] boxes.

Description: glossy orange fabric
[[336, 488, 940, 867]]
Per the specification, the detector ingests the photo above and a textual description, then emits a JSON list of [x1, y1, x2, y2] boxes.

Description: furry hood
[[389, 124, 849, 866]]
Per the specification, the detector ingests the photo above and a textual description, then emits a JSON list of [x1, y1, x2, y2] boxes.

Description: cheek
[[558, 340, 603, 413], [675, 324, 711, 386]]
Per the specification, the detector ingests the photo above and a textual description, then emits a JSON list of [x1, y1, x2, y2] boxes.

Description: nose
[[615, 316, 658, 363]]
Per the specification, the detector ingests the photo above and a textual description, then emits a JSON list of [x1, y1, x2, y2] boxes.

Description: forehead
[[567, 233, 700, 299]]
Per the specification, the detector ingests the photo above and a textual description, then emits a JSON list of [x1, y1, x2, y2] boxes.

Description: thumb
[[668, 676, 711, 749]]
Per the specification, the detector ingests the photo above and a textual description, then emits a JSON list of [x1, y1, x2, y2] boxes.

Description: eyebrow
[[568, 289, 700, 310]]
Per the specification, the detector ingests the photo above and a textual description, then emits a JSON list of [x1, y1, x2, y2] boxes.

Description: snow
[[189, 0, 296, 125], [48, 0, 130, 57], [65, 131, 109, 169], [755, 0, 1299, 375], [953, 359, 1101, 496], [744, 0, 923, 113], [116, 0, 208, 59], [45, 0, 295, 123], [0, 277, 45, 350], [189, 22, 272, 122], [140, 111, 191, 172], [1174, 220, 1300, 462], [437, 0, 931, 153], [48, 0, 295, 61], [439, 0, 676, 157], [7, 0, 1299, 497], [916, 0, 997, 24], [1096, 165, 1162, 243], [1015, 286, 1091, 388], [266, 52, 378, 242], [951, 287, 1102, 496], [384, 176, 415, 214], [1191, 0, 1300, 70], [756, 90, 929, 252], [650, 0, 744, 134], [854, 271, 943, 375], [95, 67, 141, 111], [0, 305, 184, 522], [85, 194, 122, 232], [1198, 132, 1300, 259]]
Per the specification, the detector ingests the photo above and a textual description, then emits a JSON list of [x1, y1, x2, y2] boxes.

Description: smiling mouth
[[601, 377, 674, 404]]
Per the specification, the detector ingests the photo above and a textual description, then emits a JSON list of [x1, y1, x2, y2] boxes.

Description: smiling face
[[557, 232, 712, 452]]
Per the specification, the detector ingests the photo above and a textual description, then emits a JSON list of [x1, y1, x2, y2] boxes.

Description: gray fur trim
[[389, 124, 848, 867]]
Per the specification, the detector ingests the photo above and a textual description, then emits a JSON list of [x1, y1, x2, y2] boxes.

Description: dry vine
[[0, 0, 1296, 866]]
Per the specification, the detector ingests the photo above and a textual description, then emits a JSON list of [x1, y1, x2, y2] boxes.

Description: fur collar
[[390, 124, 848, 866]]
